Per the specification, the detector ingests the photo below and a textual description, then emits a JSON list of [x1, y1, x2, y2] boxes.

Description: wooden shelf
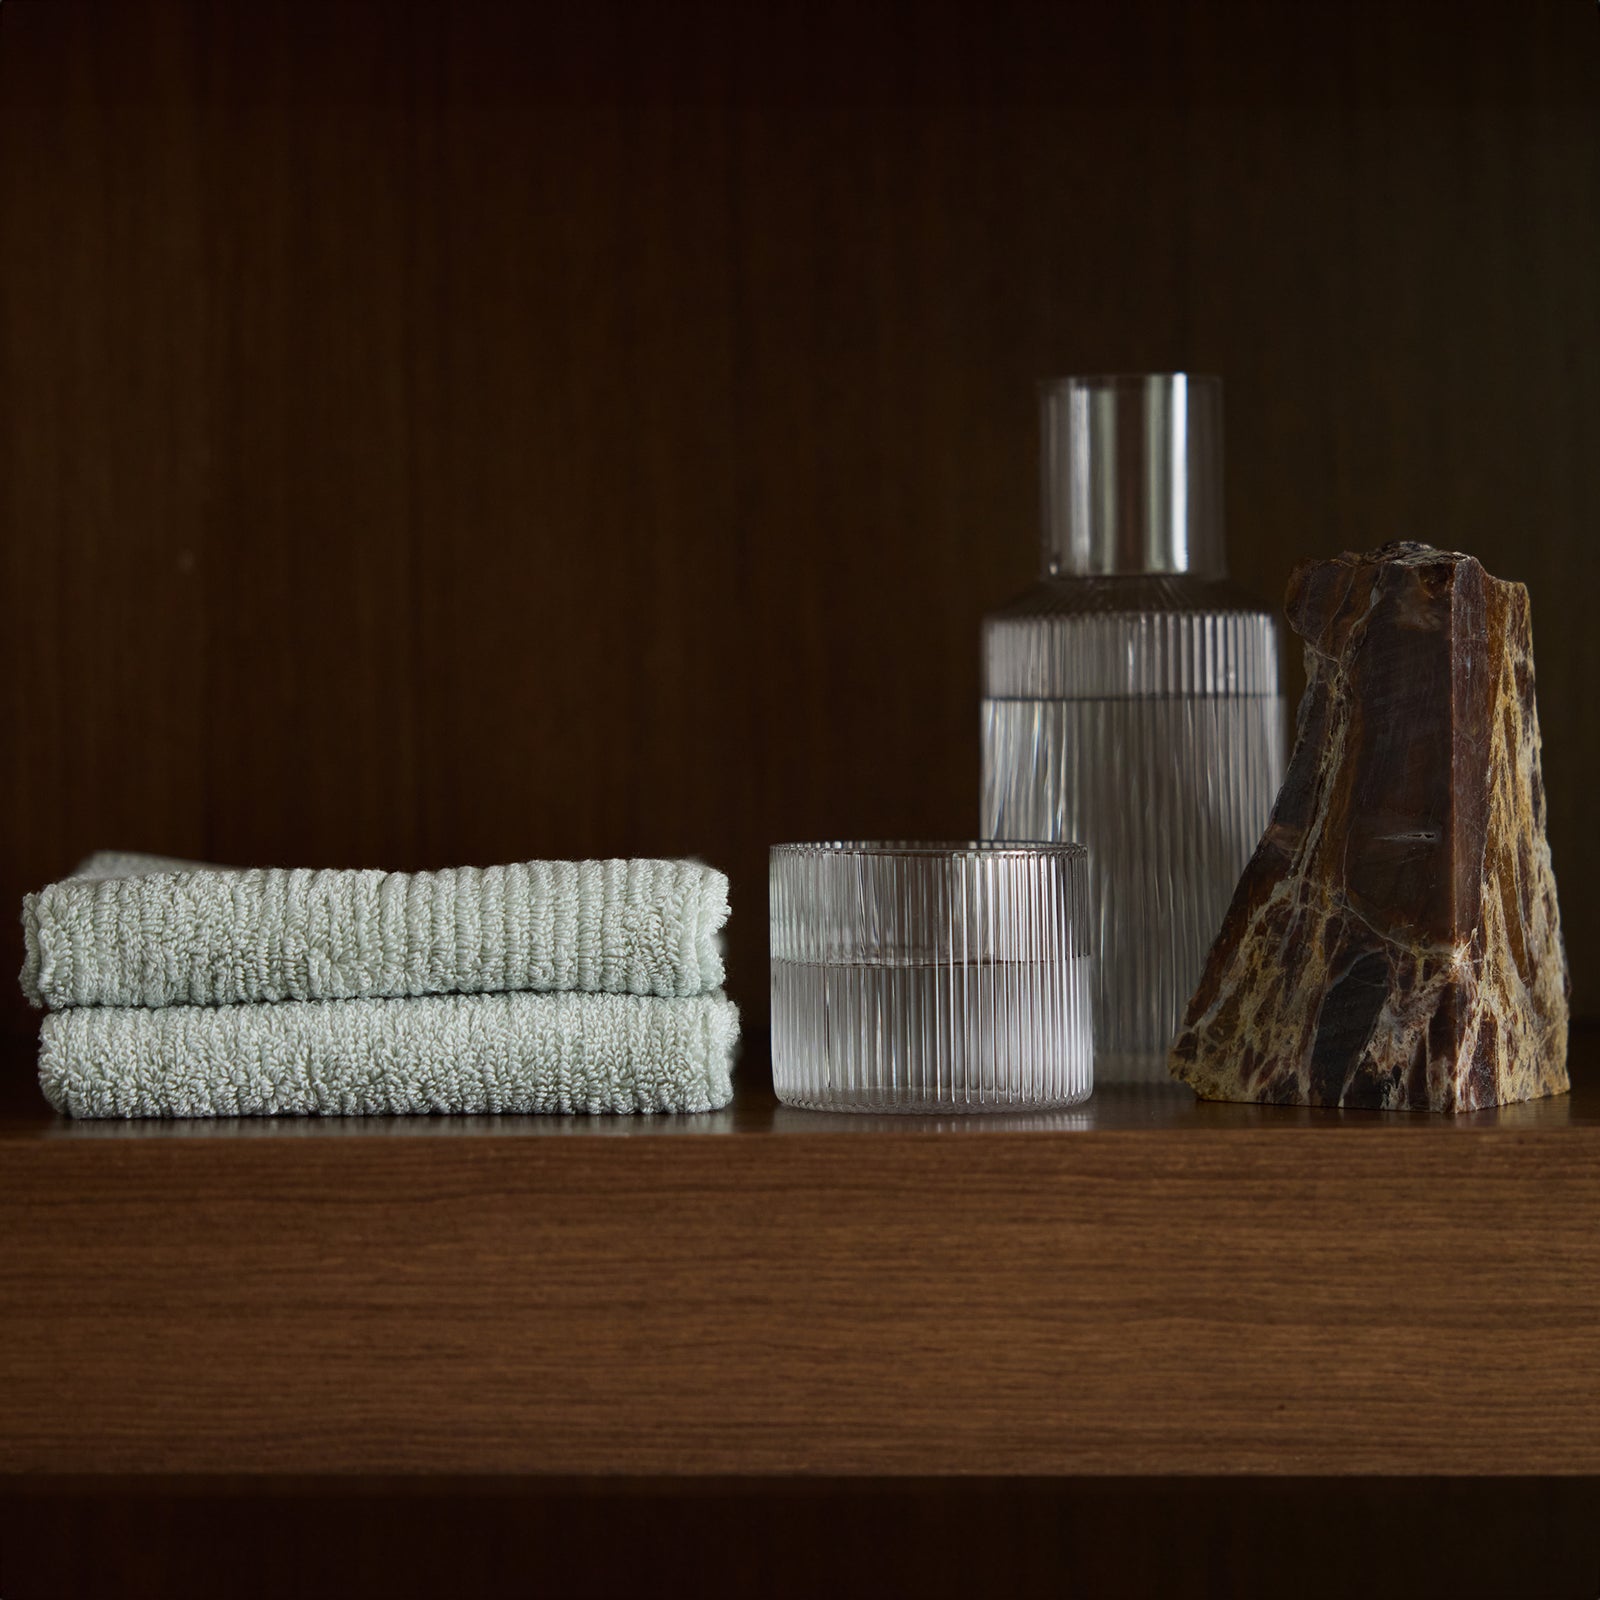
[[3, 1028, 1597, 1480]]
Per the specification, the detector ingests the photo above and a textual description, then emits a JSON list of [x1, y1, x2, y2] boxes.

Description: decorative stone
[[1169, 542, 1569, 1111]]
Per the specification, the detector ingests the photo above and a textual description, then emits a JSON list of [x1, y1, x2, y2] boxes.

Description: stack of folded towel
[[22, 852, 737, 1118]]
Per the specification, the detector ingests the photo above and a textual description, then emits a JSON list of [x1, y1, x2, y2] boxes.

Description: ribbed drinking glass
[[770, 841, 1093, 1112]]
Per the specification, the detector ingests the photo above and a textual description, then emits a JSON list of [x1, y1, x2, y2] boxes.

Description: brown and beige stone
[[1169, 542, 1568, 1111]]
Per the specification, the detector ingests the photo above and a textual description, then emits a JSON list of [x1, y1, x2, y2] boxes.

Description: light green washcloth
[[40, 989, 739, 1118], [23, 852, 728, 1009]]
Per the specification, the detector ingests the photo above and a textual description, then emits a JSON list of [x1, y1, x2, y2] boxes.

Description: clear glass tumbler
[[770, 841, 1094, 1112]]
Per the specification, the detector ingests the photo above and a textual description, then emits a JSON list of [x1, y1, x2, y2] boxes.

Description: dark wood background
[[4, 1478, 1597, 1600], [2, 0, 1596, 1048], [2, 3, 1598, 1590]]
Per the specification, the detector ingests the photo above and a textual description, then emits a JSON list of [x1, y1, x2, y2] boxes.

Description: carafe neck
[[1040, 373, 1227, 579]]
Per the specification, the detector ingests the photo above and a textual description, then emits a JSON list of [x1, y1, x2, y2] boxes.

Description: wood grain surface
[[1, 0, 1597, 1045], [3, 1032, 1597, 1480]]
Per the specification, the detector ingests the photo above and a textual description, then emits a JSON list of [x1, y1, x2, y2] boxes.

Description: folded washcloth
[[23, 852, 729, 1009], [39, 989, 739, 1118]]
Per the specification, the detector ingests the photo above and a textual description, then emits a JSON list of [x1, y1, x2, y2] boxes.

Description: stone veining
[[1169, 542, 1568, 1111]]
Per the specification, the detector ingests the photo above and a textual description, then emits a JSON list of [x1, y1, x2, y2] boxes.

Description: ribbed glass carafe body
[[981, 574, 1285, 1082]]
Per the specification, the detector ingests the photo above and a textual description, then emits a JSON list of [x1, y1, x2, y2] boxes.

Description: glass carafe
[[981, 375, 1286, 1083]]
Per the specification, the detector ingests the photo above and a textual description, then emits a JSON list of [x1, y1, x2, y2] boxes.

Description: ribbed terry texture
[[22, 852, 738, 1118], [39, 990, 739, 1119], [22, 852, 729, 1009]]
